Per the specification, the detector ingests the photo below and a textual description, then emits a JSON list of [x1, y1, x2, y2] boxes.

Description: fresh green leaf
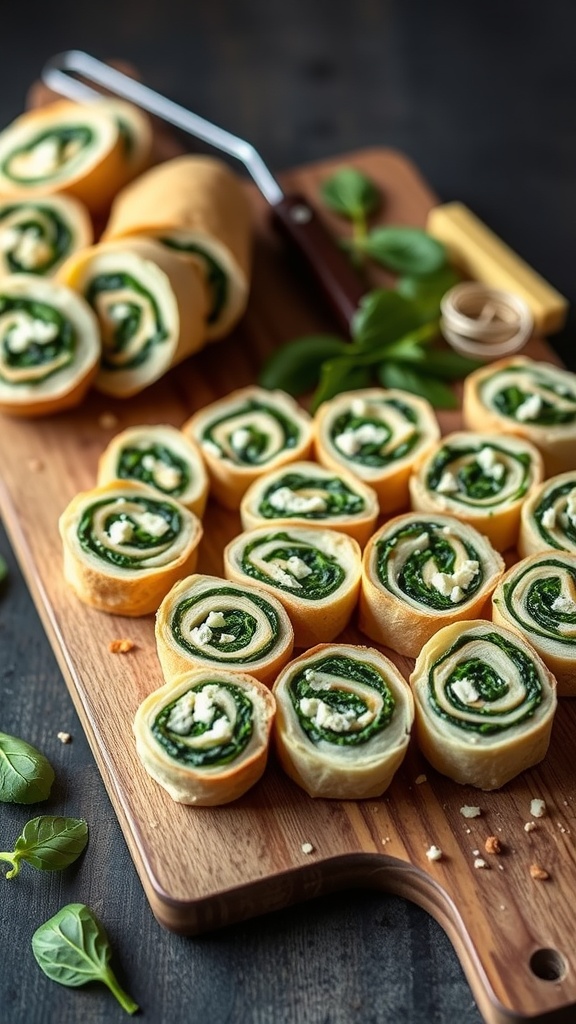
[[396, 265, 461, 319], [395, 348, 484, 380], [32, 904, 139, 1015], [259, 335, 347, 396], [0, 555, 7, 583], [320, 167, 380, 221], [351, 289, 427, 350], [377, 362, 458, 408], [0, 816, 88, 879], [0, 731, 55, 804], [311, 356, 360, 412], [362, 226, 446, 276]]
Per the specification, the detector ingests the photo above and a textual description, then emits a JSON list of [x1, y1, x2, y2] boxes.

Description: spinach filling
[[483, 366, 576, 425], [0, 295, 75, 384], [161, 238, 227, 324], [241, 531, 345, 599], [330, 399, 420, 467], [288, 654, 395, 747], [427, 443, 531, 506], [259, 472, 365, 519], [171, 586, 280, 662], [116, 443, 189, 497], [534, 482, 576, 548], [376, 521, 482, 609], [202, 398, 300, 465], [2, 126, 94, 185], [503, 558, 576, 645], [0, 203, 72, 274], [78, 495, 181, 569], [151, 681, 253, 767], [85, 271, 169, 370]]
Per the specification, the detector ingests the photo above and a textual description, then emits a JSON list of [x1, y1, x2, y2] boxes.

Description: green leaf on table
[[320, 167, 381, 221], [396, 265, 461, 319], [362, 226, 446, 276], [408, 349, 484, 380], [259, 335, 347, 396], [0, 816, 88, 879], [377, 361, 458, 408], [351, 289, 427, 350], [311, 356, 364, 412], [32, 904, 139, 1015], [0, 731, 55, 804]]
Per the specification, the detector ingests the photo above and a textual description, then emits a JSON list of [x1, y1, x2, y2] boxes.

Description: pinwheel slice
[[97, 424, 209, 518], [409, 431, 543, 551], [103, 155, 251, 338], [273, 643, 414, 799], [59, 480, 203, 616], [0, 99, 151, 213], [0, 273, 99, 417], [156, 573, 294, 687], [184, 386, 313, 509], [58, 237, 207, 397], [134, 668, 275, 805], [314, 387, 440, 513], [492, 552, 576, 696], [519, 471, 576, 558], [0, 194, 92, 278], [240, 460, 379, 547], [359, 513, 505, 657], [410, 619, 557, 789], [463, 356, 576, 476], [224, 525, 362, 647]]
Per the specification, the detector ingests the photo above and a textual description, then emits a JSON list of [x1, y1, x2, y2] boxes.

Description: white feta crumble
[[530, 798, 546, 818], [451, 678, 481, 705], [268, 487, 327, 514], [436, 471, 459, 494], [141, 454, 182, 491], [476, 446, 505, 480], [285, 555, 313, 579], [167, 692, 196, 734], [107, 519, 134, 545], [431, 560, 480, 601], [7, 317, 59, 353], [231, 427, 252, 450], [267, 561, 302, 589], [334, 423, 386, 457], [299, 697, 374, 733], [541, 507, 557, 529], [301, 842, 314, 855], [450, 585, 464, 603], [133, 511, 170, 537], [551, 594, 576, 614], [515, 393, 543, 421], [24, 137, 61, 174], [524, 821, 536, 833], [460, 806, 482, 819], [190, 622, 213, 646], [426, 845, 443, 862], [219, 633, 236, 644], [474, 858, 489, 870], [206, 611, 227, 628], [11, 230, 52, 269], [109, 302, 132, 321]]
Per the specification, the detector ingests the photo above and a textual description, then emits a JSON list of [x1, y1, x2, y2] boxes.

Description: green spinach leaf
[[378, 362, 458, 408], [362, 226, 446, 275], [350, 289, 426, 350], [0, 731, 55, 804], [320, 167, 380, 221], [258, 334, 346, 395], [0, 816, 88, 878]]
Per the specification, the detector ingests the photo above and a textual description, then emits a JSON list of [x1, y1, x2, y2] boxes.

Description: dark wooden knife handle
[[273, 193, 368, 334]]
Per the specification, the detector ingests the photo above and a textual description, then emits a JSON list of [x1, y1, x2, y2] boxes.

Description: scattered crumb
[[499, 904, 506, 910], [301, 842, 314, 855], [57, 731, 71, 744], [460, 805, 482, 819], [474, 858, 489, 870], [530, 863, 550, 881], [465, 828, 471, 834], [27, 458, 44, 472], [531, 799, 546, 818], [557, 822, 569, 834], [426, 845, 443, 862], [99, 412, 119, 430], [415, 774, 427, 785], [472, 849, 480, 856], [485, 836, 502, 855], [498, 864, 505, 871], [524, 821, 536, 833], [381, 836, 391, 845], [149, 821, 159, 829], [109, 638, 135, 654]]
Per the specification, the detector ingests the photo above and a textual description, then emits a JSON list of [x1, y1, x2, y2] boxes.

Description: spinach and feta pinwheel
[[410, 620, 557, 790], [519, 471, 576, 559], [59, 480, 203, 616], [409, 432, 543, 551], [0, 274, 99, 417], [133, 668, 275, 805], [313, 388, 440, 513], [273, 644, 414, 799], [359, 513, 505, 658], [224, 526, 362, 647], [0, 194, 92, 278], [492, 552, 576, 696], [103, 155, 251, 338], [97, 424, 209, 518], [0, 99, 151, 214], [184, 386, 313, 508], [241, 461, 379, 547], [155, 573, 294, 687], [58, 237, 207, 397], [463, 356, 576, 476]]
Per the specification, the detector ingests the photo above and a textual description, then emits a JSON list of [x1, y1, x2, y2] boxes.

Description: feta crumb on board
[[530, 799, 546, 818], [474, 858, 489, 870], [460, 805, 482, 819], [426, 845, 443, 862], [57, 731, 71, 744], [301, 842, 314, 855]]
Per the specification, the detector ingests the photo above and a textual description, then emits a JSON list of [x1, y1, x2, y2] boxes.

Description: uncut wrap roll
[[0, 195, 92, 278], [59, 480, 203, 616], [359, 513, 505, 657], [184, 386, 313, 508], [156, 573, 294, 687], [224, 525, 362, 648], [103, 155, 251, 338], [58, 237, 207, 397], [409, 620, 557, 789], [492, 552, 576, 696], [0, 99, 151, 213], [273, 644, 414, 799], [313, 388, 440, 513], [519, 471, 576, 558], [240, 460, 379, 547], [133, 668, 276, 805], [97, 424, 209, 518], [463, 356, 576, 476], [0, 273, 100, 417], [409, 432, 543, 551]]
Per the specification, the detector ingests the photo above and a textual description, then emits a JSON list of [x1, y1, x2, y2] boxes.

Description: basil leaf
[[363, 227, 446, 276], [405, 349, 485, 380], [351, 289, 427, 350], [0, 816, 88, 878], [259, 335, 346, 396], [377, 362, 458, 409], [396, 265, 461, 319], [0, 731, 55, 804], [311, 356, 362, 412], [320, 167, 380, 221], [0, 555, 7, 583], [32, 904, 139, 1015]]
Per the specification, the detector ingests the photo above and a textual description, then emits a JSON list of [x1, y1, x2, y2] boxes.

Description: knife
[[42, 49, 367, 333]]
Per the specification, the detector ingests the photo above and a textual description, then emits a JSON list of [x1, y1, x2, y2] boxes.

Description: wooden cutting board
[[1, 148, 575, 1024]]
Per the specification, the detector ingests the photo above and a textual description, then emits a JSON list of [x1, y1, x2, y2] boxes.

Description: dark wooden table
[[1, 2, 575, 1022]]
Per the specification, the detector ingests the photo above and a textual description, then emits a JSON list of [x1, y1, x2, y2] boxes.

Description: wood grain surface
[[1, 148, 575, 1024]]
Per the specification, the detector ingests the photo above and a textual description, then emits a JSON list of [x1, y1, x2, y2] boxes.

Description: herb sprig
[[0, 816, 88, 879]]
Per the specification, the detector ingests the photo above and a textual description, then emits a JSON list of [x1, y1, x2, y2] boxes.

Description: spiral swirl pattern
[[151, 680, 254, 768], [201, 398, 301, 466], [170, 585, 282, 664], [78, 494, 184, 570], [86, 271, 168, 371], [479, 362, 576, 427]]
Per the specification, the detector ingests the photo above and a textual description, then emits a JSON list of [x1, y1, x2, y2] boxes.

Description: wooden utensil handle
[[273, 193, 367, 333]]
